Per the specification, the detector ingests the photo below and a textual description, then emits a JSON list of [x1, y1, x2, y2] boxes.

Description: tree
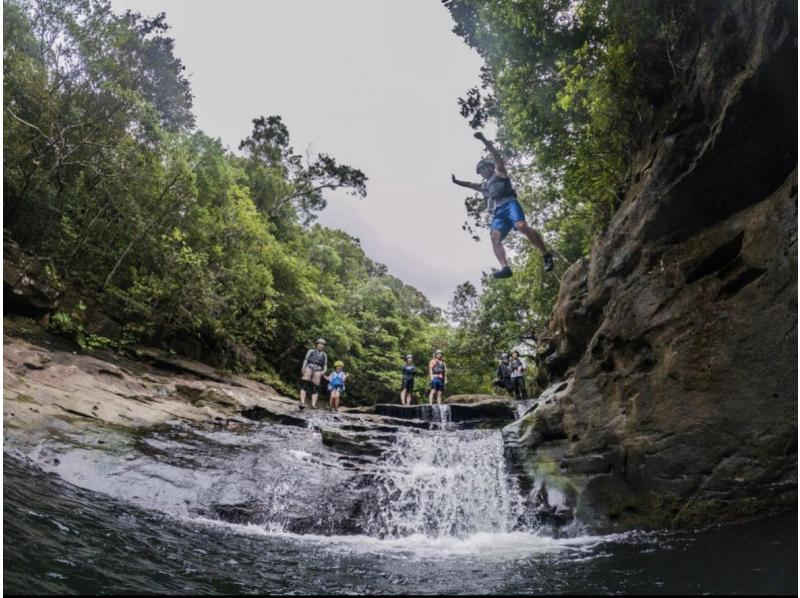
[[446, 281, 478, 326], [238, 115, 367, 227]]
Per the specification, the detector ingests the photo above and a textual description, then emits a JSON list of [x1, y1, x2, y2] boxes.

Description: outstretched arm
[[474, 132, 508, 176], [451, 174, 482, 191]]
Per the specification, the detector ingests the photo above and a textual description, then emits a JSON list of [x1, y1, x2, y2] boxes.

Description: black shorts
[[302, 379, 319, 394], [401, 378, 414, 393]]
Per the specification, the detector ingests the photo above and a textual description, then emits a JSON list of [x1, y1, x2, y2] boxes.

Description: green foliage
[[442, 0, 694, 388], [4, 0, 441, 405], [49, 301, 112, 350], [446, 0, 691, 242], [238, 115, 368, 229]]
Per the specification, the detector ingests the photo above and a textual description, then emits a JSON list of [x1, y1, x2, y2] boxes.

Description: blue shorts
[[431, 377, 445, 392], [490, 199, 526, 240], [329, 385, 344, 394]]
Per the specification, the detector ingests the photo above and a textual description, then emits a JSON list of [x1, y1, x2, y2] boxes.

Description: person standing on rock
[[428, 350, 447, 405], [400, 354, 417, 406], [510, 350, 527, 401], [495, 353, 513, 395], [299, 338, 328, 410], [451, 132, 554, 278], [324, 360, 347, 412]]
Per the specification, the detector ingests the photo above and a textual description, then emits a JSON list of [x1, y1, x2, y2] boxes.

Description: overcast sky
[[110, 0, 493, 308]]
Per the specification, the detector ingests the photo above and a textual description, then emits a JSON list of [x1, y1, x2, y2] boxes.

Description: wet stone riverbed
[[3, 406, 797, 595]]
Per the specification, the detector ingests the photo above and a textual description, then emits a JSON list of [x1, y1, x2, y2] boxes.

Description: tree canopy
[[4, 0, 442, 404], [439, 0, 694, 391]]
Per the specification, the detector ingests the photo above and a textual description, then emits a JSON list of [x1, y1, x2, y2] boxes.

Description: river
[[3, 407, 797, 595]]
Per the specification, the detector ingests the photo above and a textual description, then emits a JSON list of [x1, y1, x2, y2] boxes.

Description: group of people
[[399, 350, 448, 406], [296, 131, 545, 411], [298, 338, 347, 411], [493, 351, 528, 401], [298, 339, 527, 410]]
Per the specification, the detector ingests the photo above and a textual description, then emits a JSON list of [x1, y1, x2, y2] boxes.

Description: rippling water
[[4, 451, 796, 595]]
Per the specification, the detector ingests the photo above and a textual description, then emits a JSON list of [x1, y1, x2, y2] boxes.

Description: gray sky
[[110, 0, 493, 308]]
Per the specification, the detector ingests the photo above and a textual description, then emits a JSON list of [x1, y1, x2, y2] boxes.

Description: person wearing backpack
[[494, 353, 513, 396], [451, 132, 554, 279], [428, 350, 447, 405], [299, 338, 328, 410]]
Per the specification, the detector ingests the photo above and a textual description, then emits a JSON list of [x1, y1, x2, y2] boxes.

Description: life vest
[[402, 365, 416, 379], [480, 174, 517, 211], [329, 371, 346, 388], [305, 349, 326, 369], [431, 360, 446, 377]]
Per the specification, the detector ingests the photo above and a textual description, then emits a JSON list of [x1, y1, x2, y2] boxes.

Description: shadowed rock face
[[375, 400, 517, 428], [524, 0, 797, 531], [3, 235, 61, 321]]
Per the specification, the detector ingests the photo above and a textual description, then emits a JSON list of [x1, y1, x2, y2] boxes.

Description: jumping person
[[451, 132, 554, 278], [325, 360, 347, 412], [400, 354, 417, 406], [510, 350, 527, 401], [299, 338, 328, 410], [429, 350, 447, 405]]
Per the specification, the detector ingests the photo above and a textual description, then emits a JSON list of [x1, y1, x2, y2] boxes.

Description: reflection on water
[[4, 455, 797, 595]]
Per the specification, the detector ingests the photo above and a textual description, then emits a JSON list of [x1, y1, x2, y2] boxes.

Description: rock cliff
[[509, 0, 797, 530]]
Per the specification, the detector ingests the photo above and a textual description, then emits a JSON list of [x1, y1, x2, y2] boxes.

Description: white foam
[[184, 516, 622, 562], [289, 450, 313, 462]]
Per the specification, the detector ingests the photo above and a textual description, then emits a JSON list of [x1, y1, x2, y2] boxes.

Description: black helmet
[[476, 159, 494, 175]]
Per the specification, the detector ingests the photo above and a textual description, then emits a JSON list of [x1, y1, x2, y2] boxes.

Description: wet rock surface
[[526, 0, 797, 530], [4, 321, 545, 537], [375, 400, 516, 428]]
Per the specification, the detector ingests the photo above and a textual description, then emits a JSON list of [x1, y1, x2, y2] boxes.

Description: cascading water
[[364, 424, 527, 539], [417, 403, 452, 430], [514, 398, 538, 419]]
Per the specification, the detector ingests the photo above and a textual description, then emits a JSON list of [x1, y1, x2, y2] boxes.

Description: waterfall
[[514, 398, 538, 419], [418, 404, 452, 430], [365, 427, 527, 539]]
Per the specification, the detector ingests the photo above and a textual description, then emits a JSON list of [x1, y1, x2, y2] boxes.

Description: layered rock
[[375, 398, 517, 428], [520, 0, 797, 530]]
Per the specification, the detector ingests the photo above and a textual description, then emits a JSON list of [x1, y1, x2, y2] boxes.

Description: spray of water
[[364, 426, 527, 539]]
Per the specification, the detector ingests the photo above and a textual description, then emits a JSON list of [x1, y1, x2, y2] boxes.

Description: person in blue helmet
[[451, 132, 554, 278]]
